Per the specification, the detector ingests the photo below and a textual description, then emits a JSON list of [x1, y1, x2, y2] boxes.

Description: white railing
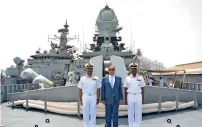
[[181, 83, 202, 91]]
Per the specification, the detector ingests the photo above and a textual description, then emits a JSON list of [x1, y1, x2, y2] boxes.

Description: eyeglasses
[[109, 69, 115, 71]]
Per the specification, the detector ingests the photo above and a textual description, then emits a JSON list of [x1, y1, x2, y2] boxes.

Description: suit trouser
[[105, 98, 119, 127], [82, 94, 96, 127], [127, 93, 142, 127]]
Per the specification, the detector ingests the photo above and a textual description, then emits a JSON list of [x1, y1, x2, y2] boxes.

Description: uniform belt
[[128, 93, 141, 95], [83, 93, 96, 96]]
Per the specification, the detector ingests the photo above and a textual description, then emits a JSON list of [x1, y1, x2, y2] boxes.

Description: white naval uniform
[[123, 74, 146, 127], [148, 79, 153, 86], [159, 79, 164, 88], [77, 75, 101, 127]]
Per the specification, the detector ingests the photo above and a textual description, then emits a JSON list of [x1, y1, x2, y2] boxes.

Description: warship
[[1, 4, 202, 127], [0, 20, 80, 102], [0, 5, 165, 102]]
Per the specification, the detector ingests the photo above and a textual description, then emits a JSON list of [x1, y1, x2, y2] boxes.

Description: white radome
[[100, 10, 114, 21]]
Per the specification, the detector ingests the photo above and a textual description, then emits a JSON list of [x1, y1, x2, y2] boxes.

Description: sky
[[0, 0, 201, 69]]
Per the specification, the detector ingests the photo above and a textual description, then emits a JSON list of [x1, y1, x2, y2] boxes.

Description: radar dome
[[100, 9, 114, 21]]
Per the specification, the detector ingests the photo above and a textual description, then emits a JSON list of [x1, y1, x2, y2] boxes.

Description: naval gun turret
[[91, 5, 124, 51]]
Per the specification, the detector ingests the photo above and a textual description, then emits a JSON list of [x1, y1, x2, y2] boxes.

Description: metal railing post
[[200, 84, 202, 91], [158, 95, 162, 114], [196, 84, 198, 91], [193, 92, 197, 109], [24, 84, 26, 90], [26, 95, 29, 111], [176, 91, 179, 111], [77, 100, 80, 117], [44, 96, 47, 114], [27, 83, 30, 90], [11, 85, 14, 93], [6, 86, 9, 101], [12, 99, 14, 108], [11, 94, 14, 109]]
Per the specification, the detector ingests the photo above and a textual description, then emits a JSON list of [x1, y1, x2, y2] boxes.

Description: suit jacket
[[101, 75, 123, 104]]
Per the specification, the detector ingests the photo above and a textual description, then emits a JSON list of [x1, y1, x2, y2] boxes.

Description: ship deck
[[1, 103, 202, 127]]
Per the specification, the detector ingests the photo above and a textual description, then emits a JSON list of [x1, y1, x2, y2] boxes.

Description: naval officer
[[123, 63, 146, 127], [159, 77, 164, 88], [77, 63, 101, 127]]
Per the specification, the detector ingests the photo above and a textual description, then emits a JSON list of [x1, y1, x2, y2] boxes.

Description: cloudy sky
[[0, 0, 201, 69]]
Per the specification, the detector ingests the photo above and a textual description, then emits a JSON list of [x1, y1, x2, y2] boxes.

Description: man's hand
[[102, 100, 105, 105], [118, 101, 121, 105], [97, 99, 99, 105], [80, 100, 83, 105]]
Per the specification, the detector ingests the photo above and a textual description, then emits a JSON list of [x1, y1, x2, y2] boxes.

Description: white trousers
[[82, 94, 97, 127], [127, 94, 142, 127], [160, 84, 163, 88]]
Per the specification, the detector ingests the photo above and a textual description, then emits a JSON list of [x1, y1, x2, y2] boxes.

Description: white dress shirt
[[109, 75, 115, 88]]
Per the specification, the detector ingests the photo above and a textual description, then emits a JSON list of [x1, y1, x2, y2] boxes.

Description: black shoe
[[105, 124, 111, 127]]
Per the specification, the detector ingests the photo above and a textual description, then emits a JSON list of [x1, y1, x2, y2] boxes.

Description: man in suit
[[101, 64, 123, 127]]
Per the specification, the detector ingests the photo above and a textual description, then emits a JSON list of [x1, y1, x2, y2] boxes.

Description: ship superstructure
[[74, 5, 164, 79], [25, 20, 79, 85]]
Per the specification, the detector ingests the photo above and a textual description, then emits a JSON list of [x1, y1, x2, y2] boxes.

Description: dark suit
[[101, 76, 123, 127]]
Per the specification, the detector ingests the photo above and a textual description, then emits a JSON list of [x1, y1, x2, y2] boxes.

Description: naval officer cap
[[85, 63, 93, 69], [129, 63, 138, 69]]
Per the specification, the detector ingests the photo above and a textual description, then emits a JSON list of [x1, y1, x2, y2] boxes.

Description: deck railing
[[181, 83, 202, 91], [1, 83, 39, 102], [9, 90, 198, 116], [8, 86, 200, 117], [2, 82, 202, 102]]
